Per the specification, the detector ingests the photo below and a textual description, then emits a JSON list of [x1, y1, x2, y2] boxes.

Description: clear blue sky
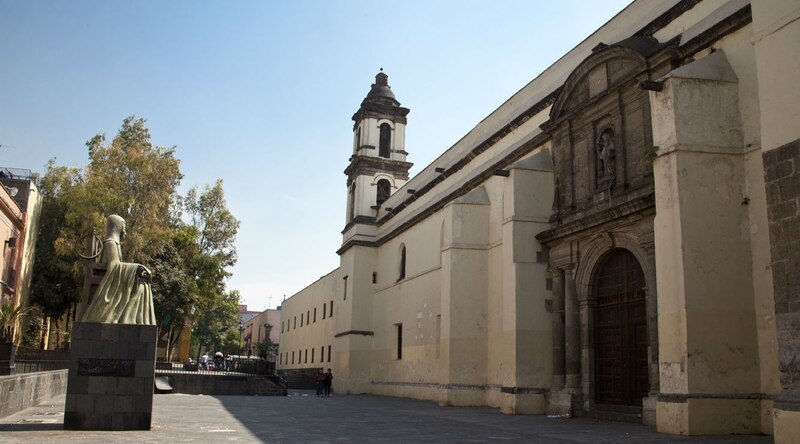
[[1, 0, 631, 311]]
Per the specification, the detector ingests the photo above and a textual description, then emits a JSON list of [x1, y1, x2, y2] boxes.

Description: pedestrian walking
[[324, 368, 333, 397], [314, 368, 325, 397]]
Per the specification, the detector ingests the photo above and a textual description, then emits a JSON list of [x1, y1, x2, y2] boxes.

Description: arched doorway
[[593, 248, 649, 406]]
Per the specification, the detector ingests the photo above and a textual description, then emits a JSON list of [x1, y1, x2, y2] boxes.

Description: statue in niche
[[80, 214, 156, 325], [596, 128, 616, 178]]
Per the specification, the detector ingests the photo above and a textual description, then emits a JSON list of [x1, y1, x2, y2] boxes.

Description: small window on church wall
[[379, 123, 391, 158], [396, 323, 403, 360], [347, 183, 356, 222], [356, 127, 362, 150], [398, 245, 407, 281], [376, 179, 391, 205]]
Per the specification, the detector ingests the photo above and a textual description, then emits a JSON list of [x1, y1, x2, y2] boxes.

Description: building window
[[312, 348, 315, 363], [301, 313, 304, 327], [373, 272, 377, 284], [323, 303, 326, 319], [436, 315, 441, 359], [399, 244, 407, 281], [330, 300, 334, 317], [343, 275, 348, 301], [396, 323, 403, 360], [356, 126, 362, 150], [348, 183, 356, 223], [281, 321, 284, 333], [314, 307, 317, 323], [307, 310, 310, 325], [321, 346, 325, 363], [293, 316, 296, 329], [376, 179, 391, 205], [379, 123, 391, 158], [305, 349, 308, 364], [292, 351, 295, 364], [327, 345, 332, 362]]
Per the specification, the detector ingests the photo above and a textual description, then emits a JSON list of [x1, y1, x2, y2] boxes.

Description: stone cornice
[[336, 239, 377, 256], [334, 330, 374, 338], [352, 103, 410, 125], [344, 156, 412, 181], [634, 0, 704, 37], [340, 216, 376, 234], [536, 194, 655, 244]]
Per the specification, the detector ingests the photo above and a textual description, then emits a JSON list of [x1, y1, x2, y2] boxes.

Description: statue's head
[[105, 214, 127, 240]]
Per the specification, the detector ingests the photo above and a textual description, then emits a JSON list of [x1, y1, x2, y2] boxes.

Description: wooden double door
[[593, 249, 649, 406]]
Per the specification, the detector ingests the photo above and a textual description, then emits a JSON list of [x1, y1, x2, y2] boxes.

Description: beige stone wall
[[650, 31, 780, 433], [277, 269, 340, 370], [752, 1, 800, 442]]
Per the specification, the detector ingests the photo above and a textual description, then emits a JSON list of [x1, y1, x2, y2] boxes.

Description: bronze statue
[[80, 215, 156, 325]]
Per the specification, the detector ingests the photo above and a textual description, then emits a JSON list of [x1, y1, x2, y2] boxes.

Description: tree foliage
[[183, 180, 240, 268], [191, 289, 242, 356], [30, 161, 83, 328], [29, 116, 240, 354], [79, 115, 183, 264]]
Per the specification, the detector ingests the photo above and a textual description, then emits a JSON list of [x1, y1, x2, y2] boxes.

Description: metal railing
[[12, 347, 70, 374], [155, 356, 288, 392]]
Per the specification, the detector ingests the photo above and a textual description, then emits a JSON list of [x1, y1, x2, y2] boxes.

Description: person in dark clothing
[[324, 368, 333, 397], [314, 369, 325, 397]]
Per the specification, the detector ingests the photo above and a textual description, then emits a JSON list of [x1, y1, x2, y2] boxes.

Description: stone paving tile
[[0, 390, 774, 443]]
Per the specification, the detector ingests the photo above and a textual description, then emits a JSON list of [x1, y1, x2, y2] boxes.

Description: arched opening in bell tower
[[379, 123, 391, 158], [376, 179, 391, 205]]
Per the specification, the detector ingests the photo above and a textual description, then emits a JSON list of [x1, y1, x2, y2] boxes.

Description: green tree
[[78, 115, 183, 264], [30, 161, 84, 345], [183, 179, 240, 267], [191, 289, 241, 357], [150, 225, 200, 360], [29, 116, 241, 359], [182, 181, 240, 356]]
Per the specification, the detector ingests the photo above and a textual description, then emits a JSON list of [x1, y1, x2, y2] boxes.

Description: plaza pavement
[[0, 390, 773, 443]]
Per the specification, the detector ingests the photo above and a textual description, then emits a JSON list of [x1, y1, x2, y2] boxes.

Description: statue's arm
[[137, 264, 152, 282]]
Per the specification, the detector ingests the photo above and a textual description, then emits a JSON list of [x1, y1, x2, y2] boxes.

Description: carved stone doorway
[[593, 248, 649, 406]]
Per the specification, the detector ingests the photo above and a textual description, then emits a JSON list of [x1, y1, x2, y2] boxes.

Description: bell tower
[[344, 70, 412, 226], [336, 71, 411, 394]]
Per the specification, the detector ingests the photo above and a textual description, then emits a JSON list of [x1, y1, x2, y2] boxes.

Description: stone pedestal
[[64, 322, 156, 431]]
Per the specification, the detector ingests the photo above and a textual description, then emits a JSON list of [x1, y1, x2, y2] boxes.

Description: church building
[[277, 0, 800, 439]]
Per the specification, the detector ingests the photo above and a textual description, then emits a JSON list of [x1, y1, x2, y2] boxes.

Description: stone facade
[[278, 0, 799, 438], [243, 308, 281, 356], [64, 323, 156, 431]]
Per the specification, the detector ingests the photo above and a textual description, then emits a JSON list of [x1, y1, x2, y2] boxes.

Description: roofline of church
[[339, 0, 752, 255]]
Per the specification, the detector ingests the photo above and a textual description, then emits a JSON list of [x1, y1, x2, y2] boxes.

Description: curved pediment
[[550, 38, 658, 122]]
